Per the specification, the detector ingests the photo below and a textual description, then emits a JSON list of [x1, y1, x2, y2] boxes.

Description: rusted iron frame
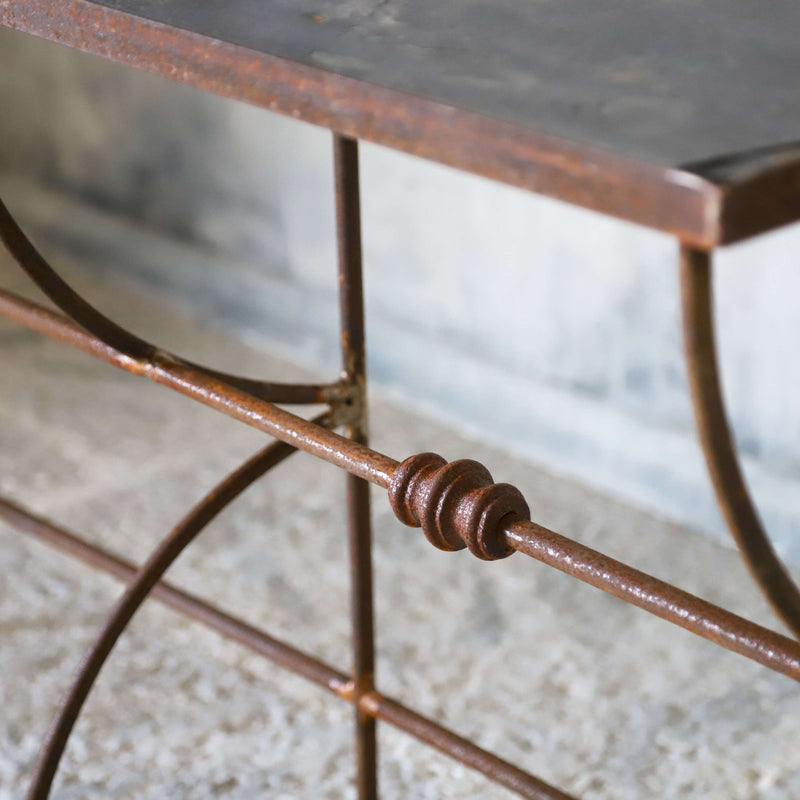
[[680, 246, 800, 638], [3, 288, 800, 682], [0, 127, 797, 796], [23, 423, 332, 800], [0, 196, 349, 407], [334, 134, 378, 799], [0, 497, 574, 800], [2, 5, 798, 796]]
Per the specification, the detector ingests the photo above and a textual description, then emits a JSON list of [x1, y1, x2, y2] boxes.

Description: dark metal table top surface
[[3, 0, 800, 246], [92, 0, 800, 168]]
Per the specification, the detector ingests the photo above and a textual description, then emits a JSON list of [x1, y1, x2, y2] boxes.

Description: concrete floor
[[2, 247, 800, 799]]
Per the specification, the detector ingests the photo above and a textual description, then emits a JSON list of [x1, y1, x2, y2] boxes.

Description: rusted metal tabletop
[[5, 0, 800, 246], [2, 2, 800, 799]]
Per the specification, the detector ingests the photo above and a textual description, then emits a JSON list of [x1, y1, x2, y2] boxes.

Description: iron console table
[[2, 2, 800, 798]]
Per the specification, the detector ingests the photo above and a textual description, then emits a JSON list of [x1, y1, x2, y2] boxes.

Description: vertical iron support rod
[[334, 133, 378, 800]]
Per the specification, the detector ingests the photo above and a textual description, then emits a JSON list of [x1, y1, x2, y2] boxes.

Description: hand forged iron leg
[[334, 133, 378, 800], [680, 245, 800, 637]]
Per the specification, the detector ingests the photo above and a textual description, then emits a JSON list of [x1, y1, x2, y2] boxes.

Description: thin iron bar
[[360, 693, 576, 800], [0, 497, 574, 800], [169, 360, 346, 406], [2, 289, 800, 678], [0, 195, 340, 405], [680, 245, 800, 638], [0, 496, 353, 698], [0, 288, 398, 486], [503, 517, 800, 680], [334, 133, 378, 800], [25, 428, 320, 799]]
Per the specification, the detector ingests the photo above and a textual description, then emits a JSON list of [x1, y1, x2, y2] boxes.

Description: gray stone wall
[[2, 27, 800, 556]]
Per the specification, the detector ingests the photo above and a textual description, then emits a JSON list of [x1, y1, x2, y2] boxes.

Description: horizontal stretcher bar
[[1, 286, 799, 681]]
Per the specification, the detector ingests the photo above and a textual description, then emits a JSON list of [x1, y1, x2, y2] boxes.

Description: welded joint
[[357, 690, 384, 717], [389, 453, 530, 560], [328, 372, 367, 432]]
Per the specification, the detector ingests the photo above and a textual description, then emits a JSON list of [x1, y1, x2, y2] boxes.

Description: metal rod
[[0, 288, 398, 486], [679, 245, 800, 638], [334, 133, 378, 800], [0, 497, 573, 800], [4, 290, 800, 678], [25, 431, 314, 800], [503, 517, 800, 680], [360, 693, 576, 800]]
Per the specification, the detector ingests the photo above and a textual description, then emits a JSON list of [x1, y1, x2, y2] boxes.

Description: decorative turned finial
[[388, 452, 530, 560]]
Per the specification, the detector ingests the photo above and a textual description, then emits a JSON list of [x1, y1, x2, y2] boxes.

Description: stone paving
[[2, 249, 800, 799]]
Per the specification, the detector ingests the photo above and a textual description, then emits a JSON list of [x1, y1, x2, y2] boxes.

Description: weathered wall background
[[2, 28, 799, 556]]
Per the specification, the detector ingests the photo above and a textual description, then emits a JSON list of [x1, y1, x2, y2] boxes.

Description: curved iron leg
[[0, 196, 339, 404], [25, 422, 328, 800], [680, 245, 800, 637]]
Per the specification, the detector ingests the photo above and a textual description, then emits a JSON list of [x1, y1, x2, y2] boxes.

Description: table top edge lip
[[685, 143, 800, 246], [4, 0, 799, 248]]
